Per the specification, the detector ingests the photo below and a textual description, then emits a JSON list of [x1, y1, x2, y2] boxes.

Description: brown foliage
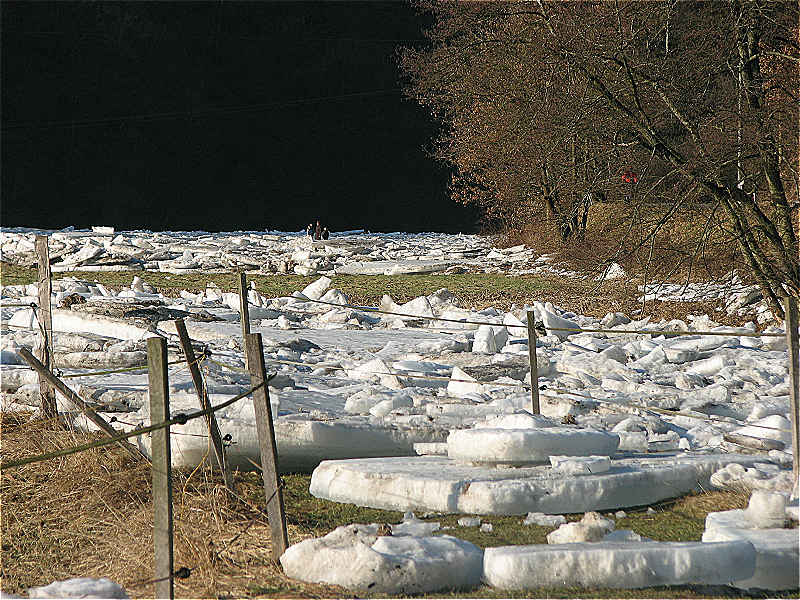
[[401, 0, 799, 318]]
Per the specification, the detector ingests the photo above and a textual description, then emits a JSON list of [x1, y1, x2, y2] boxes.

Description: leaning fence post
[[239, 272, 251, 369], [527, 310, 540, 415], [245, 332, 288, 560], [35, 234, 57, 419], [148, 337, 174, 600], [174, 318, 233, 493], [785, 295, 799, 488], [18, 347, 149, 463]]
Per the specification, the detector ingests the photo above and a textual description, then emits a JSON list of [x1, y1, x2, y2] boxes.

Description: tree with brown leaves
[[401, 0, 798, 318]]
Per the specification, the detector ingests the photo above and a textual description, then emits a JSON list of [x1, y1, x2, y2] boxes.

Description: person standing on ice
[[305, 222, 314, 237], [321, 227, 329, 240], [314, 220, 322, 240]]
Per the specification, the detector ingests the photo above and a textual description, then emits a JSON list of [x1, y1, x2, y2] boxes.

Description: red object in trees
[[621, 170, 639, 184]]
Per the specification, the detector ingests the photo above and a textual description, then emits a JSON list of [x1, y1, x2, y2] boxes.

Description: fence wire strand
[[1, 380, 268, 471], [274, 295, 785, 337]]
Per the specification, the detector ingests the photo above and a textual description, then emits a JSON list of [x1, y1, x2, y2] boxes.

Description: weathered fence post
[[174, 318, 233, 492], [35, 234, 57, 419], [18, 347, 148, 463], [785, 295, 799, 487], [245, 332, 288, 560], [527, 310, 540, 415], [239, 272, 251, 369], [148, 336, 174, 600]]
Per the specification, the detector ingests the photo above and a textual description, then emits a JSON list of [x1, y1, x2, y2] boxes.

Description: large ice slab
[[703, 509, 799, 590], [279, 523, 483, 593], [482, 540, 756, 590], [447, 427, 619, 465], [310, 454, 760, 515], [138, 413, 447, 473], [335, 259, 462, 276], [9, 308, 151, 340]]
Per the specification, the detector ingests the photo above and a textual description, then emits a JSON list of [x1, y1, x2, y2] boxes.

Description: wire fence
[[3, 290, 794, 469], [2, 269, 797, 597], [274, 295, 786, 337], [0, 381, 265, 471]]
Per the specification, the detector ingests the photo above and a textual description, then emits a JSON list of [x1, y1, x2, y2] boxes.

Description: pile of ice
[[710, 462, 796, 493], [2, 267, 795, 475], [1, 232, 795, 484], [639, 270, 773, 323], [1, 228, 546, 277], [279, 514, 483, 594], [545, 511, 616, 543], [3, 229, 797, 594]]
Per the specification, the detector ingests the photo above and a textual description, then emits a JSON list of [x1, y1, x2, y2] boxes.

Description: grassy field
[[0, 261, 752, 326], [0, 261, 788, 598]]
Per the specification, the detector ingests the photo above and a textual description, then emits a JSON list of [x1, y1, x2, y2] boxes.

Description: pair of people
[[306, 220, 329, 240]]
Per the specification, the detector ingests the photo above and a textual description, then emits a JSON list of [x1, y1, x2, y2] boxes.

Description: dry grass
[[3, 409, 796, 599], [0, 412, 345, 599], [498, 200, 748, 287]]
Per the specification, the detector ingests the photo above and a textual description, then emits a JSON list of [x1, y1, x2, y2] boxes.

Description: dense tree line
[[401, 1, 798, 318]]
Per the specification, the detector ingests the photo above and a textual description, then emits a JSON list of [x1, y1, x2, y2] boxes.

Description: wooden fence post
[[35, 234, 57, 419], [18, 347, 149, 463], [148, 337, 174, 600], [174, 318, 234, 492], [527, 310, 540, 415], [785, 296, 799, 488], [239, 272, 251, 369], [245, 332, 288, 560]]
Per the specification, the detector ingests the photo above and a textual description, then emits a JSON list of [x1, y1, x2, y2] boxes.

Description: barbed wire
[[542, 385, 793, 434], [203, 354, 793, 438], [0, 380, 268, 471], [5, 355, 193, 378], [60, 358, 187, 378]]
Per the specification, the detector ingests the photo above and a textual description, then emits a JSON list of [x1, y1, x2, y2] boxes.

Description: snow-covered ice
[[546, 511, 615, 543], [523, 512, 567, 527], [3, 230, 795, 493], [3, 227, 798, 592], [446, 427, 619, 466], [26, 578, 128, 599], [279, 522, 483, 593], [701, 489, 799, 591]]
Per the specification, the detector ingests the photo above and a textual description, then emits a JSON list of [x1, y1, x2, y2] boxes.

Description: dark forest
[[1, 1, 480, 233]]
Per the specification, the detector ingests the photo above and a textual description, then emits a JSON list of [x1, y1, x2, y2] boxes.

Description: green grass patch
[[1, 261, 560, 311], [235, 474, 795, 599], [5, 259, 752, 325]]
